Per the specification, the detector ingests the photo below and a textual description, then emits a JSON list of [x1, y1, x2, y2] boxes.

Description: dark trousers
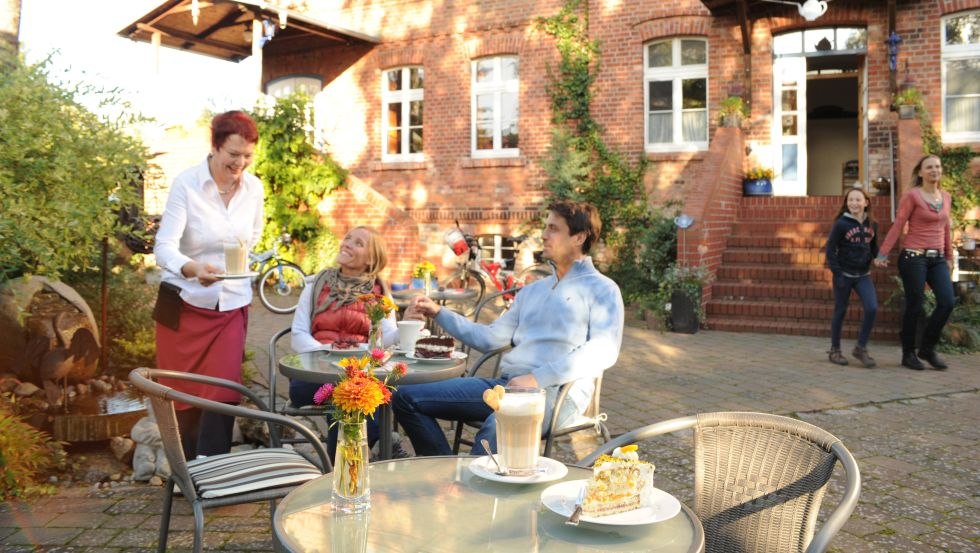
[[898, 251, 955, 354], [175, 407, 236, 459], [831, 273, 878, 348], [289, 380, 381, 460]]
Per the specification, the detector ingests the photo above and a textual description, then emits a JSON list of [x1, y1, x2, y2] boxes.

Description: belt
[[903, 248, 942, 258]]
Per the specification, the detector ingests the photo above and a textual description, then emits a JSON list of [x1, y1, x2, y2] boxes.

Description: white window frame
[[941, 11, 980, 142], [470, 56, 520, 158], [265, 74, 323, 99], [381, 66, 424, 162], [644, 37, 709, 153]]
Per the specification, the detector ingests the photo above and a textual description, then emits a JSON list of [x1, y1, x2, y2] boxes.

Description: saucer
[[467, 456, 567, 484]]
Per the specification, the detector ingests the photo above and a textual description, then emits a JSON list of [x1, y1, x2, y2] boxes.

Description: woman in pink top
[[874, 155, 953, 370]]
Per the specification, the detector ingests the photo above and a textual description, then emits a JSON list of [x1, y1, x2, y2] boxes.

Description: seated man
[[393, 200, 624, 456]]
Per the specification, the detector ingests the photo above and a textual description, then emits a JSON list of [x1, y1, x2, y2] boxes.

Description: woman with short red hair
[[153, 110, 264, 458]]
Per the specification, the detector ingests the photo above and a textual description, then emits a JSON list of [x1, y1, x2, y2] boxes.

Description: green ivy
[[247, 94, 347, 274], [918, 110, 978, 232], [0, 50, 148, 281], [537, 1, 676, 305]]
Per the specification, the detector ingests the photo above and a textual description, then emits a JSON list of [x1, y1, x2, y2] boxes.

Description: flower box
[[743, 178, 773, 196]]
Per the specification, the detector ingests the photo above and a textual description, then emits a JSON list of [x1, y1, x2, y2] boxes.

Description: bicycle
[[249, 233, 307, 314], [439, 223, 552, 318]]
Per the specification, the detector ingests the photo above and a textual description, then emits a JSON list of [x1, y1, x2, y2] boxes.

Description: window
[[942, 11, 980, 141], [644, 38, 708, 151], [471, 56, 519, 157], [382, 67, 424, 160], [265, 75, 323, 98]]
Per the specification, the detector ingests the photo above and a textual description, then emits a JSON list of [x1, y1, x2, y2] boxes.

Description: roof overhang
[[118, 0, 378, 63]]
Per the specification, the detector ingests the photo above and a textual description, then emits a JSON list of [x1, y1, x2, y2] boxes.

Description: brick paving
[[2, 300, 977, 552]]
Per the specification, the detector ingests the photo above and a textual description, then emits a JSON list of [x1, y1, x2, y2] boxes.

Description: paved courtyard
[[1, 301, 977, 552]]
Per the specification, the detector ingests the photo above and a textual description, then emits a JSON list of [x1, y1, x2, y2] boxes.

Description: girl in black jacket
[[825, 187, 879, 367]]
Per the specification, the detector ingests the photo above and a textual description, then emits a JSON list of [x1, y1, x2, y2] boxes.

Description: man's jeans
[[392, 377, 555, 456], [898, 251, 954, 354], [830, 273, 878, 348]]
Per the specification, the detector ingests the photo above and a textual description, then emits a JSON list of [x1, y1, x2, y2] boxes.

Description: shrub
[[645, 263, 715, 329], [0, 404, 67, 499]]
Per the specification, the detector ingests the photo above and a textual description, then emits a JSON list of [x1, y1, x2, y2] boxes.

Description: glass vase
[[333, 420, 370, 513], [367, 322, 382, 351], [423, 271, 433, 297]]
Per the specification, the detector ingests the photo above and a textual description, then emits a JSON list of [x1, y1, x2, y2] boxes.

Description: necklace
[[921, 188, 942, 210], [217, 181, 238, 196]]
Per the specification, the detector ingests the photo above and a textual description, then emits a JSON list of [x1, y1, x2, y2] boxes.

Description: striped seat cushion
[[188, 448, 323, 499]]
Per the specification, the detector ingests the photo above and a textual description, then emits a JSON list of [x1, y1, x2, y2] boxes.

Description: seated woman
[[289, 226, 398, 456]]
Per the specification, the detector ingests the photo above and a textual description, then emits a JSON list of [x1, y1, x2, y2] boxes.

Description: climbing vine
[[248, 94, 347, 273], [917, 110, 978, 233], [536, 0, 677, 304]]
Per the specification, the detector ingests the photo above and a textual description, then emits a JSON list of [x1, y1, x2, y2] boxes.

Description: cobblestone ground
[[1, 302, 977, 552]]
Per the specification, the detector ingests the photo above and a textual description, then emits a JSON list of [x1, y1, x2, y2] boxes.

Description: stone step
[[722, 248, 827, 266], [711, 280, 901, 302], [715, 264, 900, 284], [707, 315, 900, 341], [705, 298, 901, 323]]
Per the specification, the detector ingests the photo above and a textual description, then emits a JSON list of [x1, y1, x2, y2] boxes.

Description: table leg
[[378, 404, 394, 460]]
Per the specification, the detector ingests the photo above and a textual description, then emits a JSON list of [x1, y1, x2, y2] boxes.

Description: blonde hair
[[911, 154, 941, 188], [350, 226, 388, 276]]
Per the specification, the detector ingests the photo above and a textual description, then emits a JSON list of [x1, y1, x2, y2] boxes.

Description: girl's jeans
[[831, 273, 878, 348], [898, 251, 955, 354]]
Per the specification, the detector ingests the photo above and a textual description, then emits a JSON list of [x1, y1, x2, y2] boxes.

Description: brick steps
[[705, 196, 901, 341]]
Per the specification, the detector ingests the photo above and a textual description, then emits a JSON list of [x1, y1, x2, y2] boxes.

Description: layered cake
[[582, 445, 655, 517], [413, 335, 455, 358]]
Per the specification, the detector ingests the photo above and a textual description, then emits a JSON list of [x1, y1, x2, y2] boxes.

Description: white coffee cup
[[397, 320, 424, 351]]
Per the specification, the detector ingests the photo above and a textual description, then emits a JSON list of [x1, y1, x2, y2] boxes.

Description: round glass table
[[278, 352, 466, 460], [274, 456, 705, 552]]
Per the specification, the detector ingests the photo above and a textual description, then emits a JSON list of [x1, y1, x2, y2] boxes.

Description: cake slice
[[414, 335, 455, 358], [581, 445, 655, 517]]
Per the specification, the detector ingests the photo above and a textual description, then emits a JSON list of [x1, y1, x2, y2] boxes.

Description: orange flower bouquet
[[358, 292, 398, 349], [313, 348, 407, 511]]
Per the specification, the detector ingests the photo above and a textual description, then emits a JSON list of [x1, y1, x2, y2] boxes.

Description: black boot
[[901, 351, 925, 370], [918, 349, 948, 370]]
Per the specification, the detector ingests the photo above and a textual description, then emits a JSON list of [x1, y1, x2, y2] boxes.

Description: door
[[773, 57, 807, 196]]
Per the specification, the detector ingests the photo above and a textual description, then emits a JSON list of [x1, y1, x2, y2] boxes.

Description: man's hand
[[405, 295, 441, 320], [506, 373, 539, 388]]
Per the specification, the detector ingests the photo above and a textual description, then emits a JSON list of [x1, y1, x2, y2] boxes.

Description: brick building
[[124, 0, 979, 338]]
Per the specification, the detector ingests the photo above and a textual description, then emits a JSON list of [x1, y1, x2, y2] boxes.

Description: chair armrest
[[579, 415, 698, 467], [464, 346, 511, 378], [805, 441, 861, 553], [129, 368, 332, 472]]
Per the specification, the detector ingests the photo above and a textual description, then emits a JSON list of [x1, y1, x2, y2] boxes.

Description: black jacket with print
[[825, 213, 878, 276]]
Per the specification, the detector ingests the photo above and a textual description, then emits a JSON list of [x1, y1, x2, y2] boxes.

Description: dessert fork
[[565, 485, 586, 525]]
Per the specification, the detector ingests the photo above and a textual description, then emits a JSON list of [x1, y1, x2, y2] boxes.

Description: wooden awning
[[118, 0, 378, 63]]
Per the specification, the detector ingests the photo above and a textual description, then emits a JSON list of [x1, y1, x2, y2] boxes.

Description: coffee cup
[[397, 320, 424, 351], [223, 240, 248, 275], [495, 387, 546, 475]]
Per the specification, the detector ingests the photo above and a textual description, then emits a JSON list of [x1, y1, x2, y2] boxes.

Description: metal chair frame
[[581, 411, 861, 553], [267, 326, 332, 444]]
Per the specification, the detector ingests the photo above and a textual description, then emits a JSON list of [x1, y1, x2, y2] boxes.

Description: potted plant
[[646, 263, 714, 334], [743, 166, 774, 196], [893, 86, 923, 119], [718, 95, 748, 128], [411, 260, 438, 291]]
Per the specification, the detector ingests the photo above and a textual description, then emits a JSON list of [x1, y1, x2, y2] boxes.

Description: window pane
[[782, 144, 798, 180], [387, 130, 401, 154], [648, 112, 672, 143], [387, 102, 402, 126], [502, 57, 519, 80], [647, 41, 672, 68], [946, 13, 980, 46], [781, 90, 797, 111], [387, 70, 402, 91], [476, 59, 495, 83], [476, 124, 493, 149], [410, 67, 424, 89], [946, 97, 980, 133], [773, 32, 802, 55], [804, 28, 835, 52], [410, 128, 423, 153], [502, 91, 518, 125], [838, 28, 867, 50], [410, 101, 423, 126], [681, 40, 706, 65], [648, 81, 673, 110], [947, 59, 980, 95], [682, 110, 707, 142], [682, 79, 706, 108], [782, 114, 797, 135], [502, 122, 518, 148]]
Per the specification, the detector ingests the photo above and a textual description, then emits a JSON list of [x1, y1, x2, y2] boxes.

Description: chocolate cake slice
[[414, 335, 455, 358]]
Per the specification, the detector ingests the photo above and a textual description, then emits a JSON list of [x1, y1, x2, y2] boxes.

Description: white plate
[[212, 271, 259, 279], [540, 480, 681, 526], [468, 456, 568, 484], [315, 343, 369, 354], [404, 351, 467, 362]]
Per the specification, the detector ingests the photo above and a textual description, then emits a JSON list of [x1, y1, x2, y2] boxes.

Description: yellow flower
[[413, 261, 437, 278]]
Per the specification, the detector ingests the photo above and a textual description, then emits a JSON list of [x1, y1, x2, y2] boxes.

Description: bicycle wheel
[[258, 262, 307, 314], [515, 263, 553, 286], [440, 269, 485, 318]]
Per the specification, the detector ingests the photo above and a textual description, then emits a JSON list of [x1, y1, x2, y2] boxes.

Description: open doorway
[[806, 55, 861, 196]]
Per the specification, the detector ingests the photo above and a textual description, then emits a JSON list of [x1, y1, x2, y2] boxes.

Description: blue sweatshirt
[[825, 213, 878, 277], [434, 256, 624, 427]]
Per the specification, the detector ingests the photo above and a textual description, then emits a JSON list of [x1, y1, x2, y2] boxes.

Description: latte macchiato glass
[[495, 387, 545, 475], [223, 240, 248, 275]]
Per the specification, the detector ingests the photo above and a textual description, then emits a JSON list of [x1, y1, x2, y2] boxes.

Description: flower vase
[[367, 323, 383, 351], [423, 272, 433, 297], [333, 420, 370, 512]]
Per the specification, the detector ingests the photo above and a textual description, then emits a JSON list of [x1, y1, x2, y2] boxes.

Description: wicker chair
[[267, 326, 332, 444], [581, 412, 860, 553], [128, 368, 331, 553]]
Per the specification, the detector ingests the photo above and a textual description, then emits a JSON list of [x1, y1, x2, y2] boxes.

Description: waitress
[[153, 111, 265, 458]]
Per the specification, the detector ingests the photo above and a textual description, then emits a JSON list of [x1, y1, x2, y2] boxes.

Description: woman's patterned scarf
[[310, 268, 376, 318]]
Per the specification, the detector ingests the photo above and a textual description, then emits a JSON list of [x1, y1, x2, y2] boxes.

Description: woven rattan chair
[[128, 368, 331, 553], [267, 326, 332, 444], [581, 412, 860, 553]]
